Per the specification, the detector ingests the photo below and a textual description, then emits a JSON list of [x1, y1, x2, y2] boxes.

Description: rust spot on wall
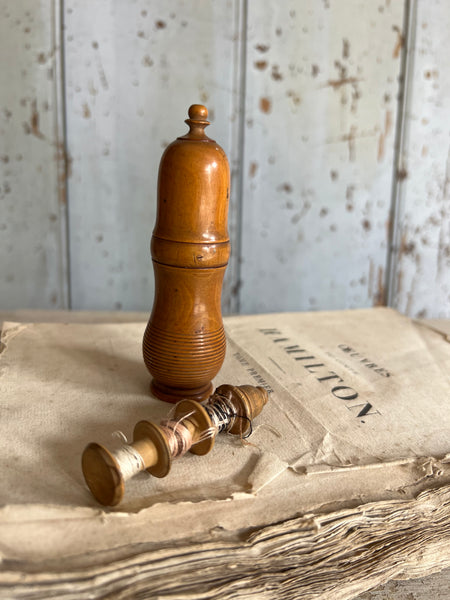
[[392, 25, 404, 58], [259, 97, 272, 114], [399, 232, 416, 258], [320, 207, 329, 217], [339, 126, 357, 162], [397, 269, 403, 295], [421, 145, 428, 157], [286, 90, 301, 105], [326, 60, 361, 90], [330, 170, 338, 181], [362, 219, 372, 232], [55, 142, 73, 205], [254, 60, 268, 70], [255, 44, 270, 53], [377, 110, 393, 162], [311, 64, 320, 78], [231, 280, 242, 297], [82, 103, 91, 119], [374, 266, 386, 306], [271, 65, 283, 81], [249, 162, 258, 178], [342, 38, 350, 59], [142, 55, 154, 67], [278, 183, 293, 193], [155, 20, 166, 29], [396, 167, 408, 180], [30, 100, 45, 139], [37, 52, 46, 64], [424, 69, 439, 80], [428, 214, 440, 227], [326, 76, 360, 89]]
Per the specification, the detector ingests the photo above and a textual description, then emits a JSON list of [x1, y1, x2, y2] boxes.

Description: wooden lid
[[153, 104, 230, 246]]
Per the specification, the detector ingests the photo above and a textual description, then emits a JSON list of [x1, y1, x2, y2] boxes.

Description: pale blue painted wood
[[64, 0, 244, 313], [0, 0, 68, 309], [389, 0, 450, 318], [239, 0, 405, 314], [1, 0, 449, 319]]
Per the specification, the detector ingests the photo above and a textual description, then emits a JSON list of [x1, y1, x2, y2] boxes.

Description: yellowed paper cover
[[0, 308, 449, 599]]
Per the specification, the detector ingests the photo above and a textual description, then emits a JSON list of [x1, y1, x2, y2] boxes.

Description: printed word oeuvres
[[259, 329, 380, 420], [337, 345, 391, 378]]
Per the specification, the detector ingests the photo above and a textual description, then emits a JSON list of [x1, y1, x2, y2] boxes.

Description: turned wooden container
[[143, 104, 230, 403]]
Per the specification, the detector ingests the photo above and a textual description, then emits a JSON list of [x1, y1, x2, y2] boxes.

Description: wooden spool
[[143, 104, 230, 403], [81, 385, 269, 506]]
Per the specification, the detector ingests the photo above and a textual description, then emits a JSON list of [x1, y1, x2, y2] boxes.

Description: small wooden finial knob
[[182, 104, 210, 140], [188, 104, 208, 121]]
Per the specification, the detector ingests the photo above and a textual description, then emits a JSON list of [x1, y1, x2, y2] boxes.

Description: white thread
[[112, 430, 128, 444], [113, 445, 145, 481], [206, 394, 239, 434]]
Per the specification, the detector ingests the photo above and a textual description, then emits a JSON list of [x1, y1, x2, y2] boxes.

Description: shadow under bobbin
[[81, 384, 269, 506]]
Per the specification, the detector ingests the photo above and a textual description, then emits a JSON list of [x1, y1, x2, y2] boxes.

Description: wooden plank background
[[388, 0, 450, 319], [1, 0, 449, 319], [0, 0, 68, 309]]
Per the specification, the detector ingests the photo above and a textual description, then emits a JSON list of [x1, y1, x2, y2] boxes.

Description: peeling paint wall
[[388, 0, 450, 319], [0, 0, 68, 309], [0, 0, 449, 318], [240, 0, 404, 313], [64, 0, 244, 312]]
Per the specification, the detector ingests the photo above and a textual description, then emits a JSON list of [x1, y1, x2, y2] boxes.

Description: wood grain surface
[[1, 1, 449, 318]]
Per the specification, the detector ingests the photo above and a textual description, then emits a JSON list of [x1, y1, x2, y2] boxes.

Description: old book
[[0, 308, 449, 599]]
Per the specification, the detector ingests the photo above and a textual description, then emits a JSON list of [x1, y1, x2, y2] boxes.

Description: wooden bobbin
[[213, 384, 269, 436], [81, 384, 269, 506]]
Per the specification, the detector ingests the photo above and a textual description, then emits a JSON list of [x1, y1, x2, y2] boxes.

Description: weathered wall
[[0, 0, 449, 318], [0, 0, 68, 309]]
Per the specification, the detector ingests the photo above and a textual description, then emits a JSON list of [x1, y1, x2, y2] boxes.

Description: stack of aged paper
[[1, 308, 449, 599]]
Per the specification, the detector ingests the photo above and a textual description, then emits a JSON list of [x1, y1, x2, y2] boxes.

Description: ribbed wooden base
[[150, 379, 214, 404], [143, 320, 226, 403]]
